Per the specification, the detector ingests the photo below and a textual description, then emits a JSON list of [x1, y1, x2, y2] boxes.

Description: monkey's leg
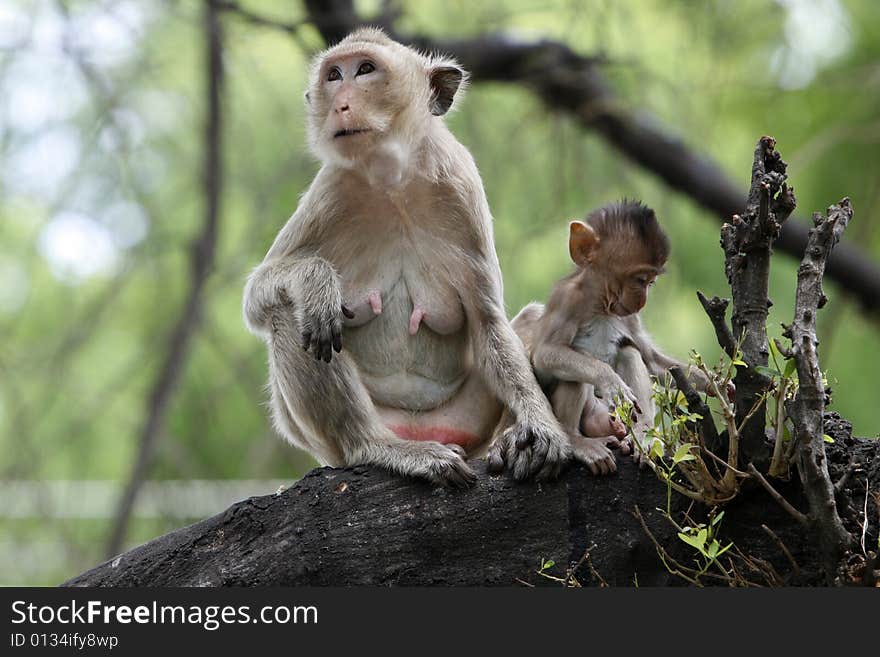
[[551, 382, 617, 476], [614, 345, 657, 465], [268, 312, 475, 488]]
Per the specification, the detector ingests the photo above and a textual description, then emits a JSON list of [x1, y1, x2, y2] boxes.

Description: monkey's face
[[306, 49, 414, 164], [605, 264, 660, 316], [305, 37, 465, 169]]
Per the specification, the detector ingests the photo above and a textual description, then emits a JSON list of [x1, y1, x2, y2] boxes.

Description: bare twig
[[761, 523, 802, 580], [747, 463, 808, 526], [696, 292, 735, 359], [632, 506, 739, 586], [105, 0, 225, 557], [834, 457, 859, 494], [768, 378, 792, 479]]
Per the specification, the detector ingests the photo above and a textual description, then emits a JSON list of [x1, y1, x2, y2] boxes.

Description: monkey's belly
[[344, 312, 470, 411], [375, 373, 502, 453]]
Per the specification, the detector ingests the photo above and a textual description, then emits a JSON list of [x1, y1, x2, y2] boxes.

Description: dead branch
[[719, 136, 790, 466], [783, 198, 856, 571], [747, 463, 808, 526]]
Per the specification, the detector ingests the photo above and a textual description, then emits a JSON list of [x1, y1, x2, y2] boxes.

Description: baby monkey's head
[[568, 200, 670, 316]]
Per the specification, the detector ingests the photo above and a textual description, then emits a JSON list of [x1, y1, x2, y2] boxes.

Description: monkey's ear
[[569, 221, 600, 267], [429, 65, 464, 116]]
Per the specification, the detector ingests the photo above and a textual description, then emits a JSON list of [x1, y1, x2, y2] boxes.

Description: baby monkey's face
[[604, 263, 662, 317]]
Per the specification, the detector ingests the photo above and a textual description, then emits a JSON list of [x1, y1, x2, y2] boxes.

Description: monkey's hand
[[487, 418, 570, 481], [297, 274, 354, 363], [593, 365, 640, 413]]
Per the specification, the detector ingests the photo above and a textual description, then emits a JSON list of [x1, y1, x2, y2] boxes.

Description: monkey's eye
[[327, 67, 342, 82], [356, 61, 376, 76]]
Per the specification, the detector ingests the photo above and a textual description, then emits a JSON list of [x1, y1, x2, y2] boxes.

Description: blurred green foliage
[[1, 0, 878, 584]]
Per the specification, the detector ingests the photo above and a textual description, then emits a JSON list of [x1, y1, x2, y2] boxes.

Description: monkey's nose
[[336, 103, 350, 113]]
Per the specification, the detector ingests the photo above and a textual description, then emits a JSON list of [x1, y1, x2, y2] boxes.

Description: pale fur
[[243, 29, 567, 486]]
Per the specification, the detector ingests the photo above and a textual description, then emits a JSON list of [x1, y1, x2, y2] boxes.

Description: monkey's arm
[[243, 253, 343, 333], [242, 187, 349, 361], [532, 309, 639, 407], [624, 316, 712, 393]]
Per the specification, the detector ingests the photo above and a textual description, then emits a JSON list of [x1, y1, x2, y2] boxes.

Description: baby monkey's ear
[[568, 220, 600, 268]]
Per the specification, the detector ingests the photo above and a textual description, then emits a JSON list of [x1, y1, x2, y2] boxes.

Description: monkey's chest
[[341, 274, 470, 411], [572, 317, 631, 365]]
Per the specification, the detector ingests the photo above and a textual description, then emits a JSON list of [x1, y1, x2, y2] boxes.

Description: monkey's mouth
[[333, 128, 372, 138]]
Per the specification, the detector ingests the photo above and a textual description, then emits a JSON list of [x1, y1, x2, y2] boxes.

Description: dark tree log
[[64, 431, 878, 587]]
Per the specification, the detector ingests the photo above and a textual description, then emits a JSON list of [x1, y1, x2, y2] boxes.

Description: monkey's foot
[[580, 411, 627, 440], [376, 439, 476, 489], [570, 435, 617, 476], [488, 420, 570, 482]]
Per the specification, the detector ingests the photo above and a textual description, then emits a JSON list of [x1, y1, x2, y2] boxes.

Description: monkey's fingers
[[512, 449, 535, 481], [322, 334, 333, 362], [445, 443, 467, 458], [331, 319, 343, 353], [514, 428, 534, 450], [301, 329, 312, 350], [433, 456, 477, 489], [486, 442, 505, 474], [535, 440, 569, 481]]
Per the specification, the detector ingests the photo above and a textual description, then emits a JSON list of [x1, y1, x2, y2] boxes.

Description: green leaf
[[650, 440, 665, 460], [732, 359, 747, 367], [677, 533, 704, 551], [711, 511, 725, 526], [697, 528, 708, 546], [823, 434, 835, 444], [541, 559, 555, 570], [783, 358, 797, 378], [755, 365, 779, 378], [672, 444, 696, 464]]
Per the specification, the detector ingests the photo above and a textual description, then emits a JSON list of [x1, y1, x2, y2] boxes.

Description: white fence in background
[[0, 479, 292, 519]]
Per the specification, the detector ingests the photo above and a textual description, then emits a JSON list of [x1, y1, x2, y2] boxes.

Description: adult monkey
[[243, 29, 568, 486]]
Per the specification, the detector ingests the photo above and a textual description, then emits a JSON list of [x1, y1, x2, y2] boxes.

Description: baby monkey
[[512, 200, 712, 475]]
